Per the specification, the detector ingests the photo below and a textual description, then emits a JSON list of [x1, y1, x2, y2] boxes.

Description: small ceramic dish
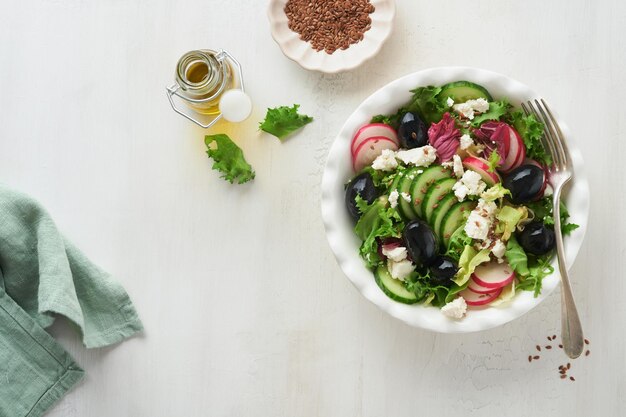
[[320, 67, 590, 333], [267, 0, 396, 73]]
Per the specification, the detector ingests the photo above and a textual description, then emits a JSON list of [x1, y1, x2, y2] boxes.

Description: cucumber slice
[[410, 166, 453, 218], [421, 178, 457, 223], [396, 167, 422, 220], [439, 81, 493, 104], [432, 194, 458, 239], [440, 201, 476, 246], [374, 265, 419, 304]]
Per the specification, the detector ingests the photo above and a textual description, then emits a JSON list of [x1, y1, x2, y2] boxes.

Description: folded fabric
[[0, 183, 143, 416]]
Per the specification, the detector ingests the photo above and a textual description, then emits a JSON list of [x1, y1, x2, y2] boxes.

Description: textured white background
[[0, 0, 622, 416]]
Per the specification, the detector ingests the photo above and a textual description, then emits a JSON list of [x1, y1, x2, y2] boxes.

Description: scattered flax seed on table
[[528, 335, 591, 381], [284, 0, 375, 54]]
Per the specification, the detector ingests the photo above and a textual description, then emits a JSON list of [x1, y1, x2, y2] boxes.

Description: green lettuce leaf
[[561, 223, 580, 235], [371, 86, 447, 127], [354, 194, 370, 216], [526, 197, 580, 235], [517, 256, 554, 297], [404, 274, 451, 307], [445, 281, 470, 303], [259, 104, 313, 140], [453, 245, 491, 286], [481, 183, 512, 202], [409, 86, 447, 124], [445, 227, 473, 262], [204, 134, 255, 184], [354, 197, 404, 268], [471, 100, 509, 126], [495, 205, 527, 241], [506, 235, 555, 297], [505, 235, 530, 276], [487, 150, 501, 172]]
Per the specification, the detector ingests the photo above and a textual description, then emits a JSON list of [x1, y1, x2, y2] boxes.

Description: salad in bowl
[[322, 68, 588, 332]]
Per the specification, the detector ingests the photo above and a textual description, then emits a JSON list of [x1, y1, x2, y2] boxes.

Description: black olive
[[503, 164, 545, 204], [403, 220, 438, 266], [517, 221, 556, 255], [345, 172, 380, 221], [429, 256, 458, 287], [397, 112, 428, 149]]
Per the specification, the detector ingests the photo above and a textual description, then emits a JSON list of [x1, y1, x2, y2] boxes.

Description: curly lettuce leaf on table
[[205, 134, 255, 184], [259, 104, 313, 140]]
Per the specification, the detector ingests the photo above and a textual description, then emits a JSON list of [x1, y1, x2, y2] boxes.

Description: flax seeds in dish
[[284, 0, 375, 54]]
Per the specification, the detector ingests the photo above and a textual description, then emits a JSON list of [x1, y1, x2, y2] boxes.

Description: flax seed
[[585, 350, 590, 356], [570, 376, 575, 381], [567, 363, 571, 370], [285, 0, 375, 54], [584, 338, 590, 345], [536, 345, 541, 351], [528, 355, 532, 362], [561, 375, 567, 379], [533, 355, 540, 360], [545, 345, 552, 349]]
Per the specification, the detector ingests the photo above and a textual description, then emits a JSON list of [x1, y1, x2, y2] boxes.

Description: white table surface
[[0, 0, 623, 416]]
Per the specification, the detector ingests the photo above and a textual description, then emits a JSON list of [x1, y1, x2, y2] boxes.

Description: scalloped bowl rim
[[321, 67, 589, 333], [267, 0, 396, 73]]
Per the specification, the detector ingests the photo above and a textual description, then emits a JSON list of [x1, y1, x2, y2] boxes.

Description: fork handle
[[553, 185, 584, 358]]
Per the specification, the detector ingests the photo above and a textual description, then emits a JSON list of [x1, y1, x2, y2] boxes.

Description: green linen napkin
[[0, 183, 143, 417]]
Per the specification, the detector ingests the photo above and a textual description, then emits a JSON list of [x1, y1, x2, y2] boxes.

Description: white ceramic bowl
[[267, 0, 395, 73], [321, 67, 590, 333]]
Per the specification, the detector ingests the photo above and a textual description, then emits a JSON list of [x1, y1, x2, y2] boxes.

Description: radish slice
[[511, 132, 526, 171], [500, 127, 522, 172], [467, 277, 495, 294], [471, 261, 515, 289], [462, 156, 501, 185], [351, 123, 399, 156], [459, 287, 502, 306], [352, 136, 399, 172]]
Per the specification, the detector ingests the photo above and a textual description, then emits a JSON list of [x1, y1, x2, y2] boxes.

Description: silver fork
[[522, 99, 584, 359]]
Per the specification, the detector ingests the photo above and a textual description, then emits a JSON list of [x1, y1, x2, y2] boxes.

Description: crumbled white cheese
[[388, 190, 399, 208], [460, 133, 474, 150], [446, 97, 455, 108], [492, 239, 506, 259], [453, 98, 490, 120], [465, 211, 492, 240], [395, 145, 437, 167], [441, 297, 467, 319], [476, 198, 498, 217], [400, 192, 412, 203], [452, 170, 487, 201], [464, 198, 497, 241], [371, 149, 398, 171], [382, 246, 408, 262], [453, 184, 469, 202], [544, 184, 554, 197], [387, 259, 415, 281], [473, 98, 489, 113], [452, 154, 464, 178]]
